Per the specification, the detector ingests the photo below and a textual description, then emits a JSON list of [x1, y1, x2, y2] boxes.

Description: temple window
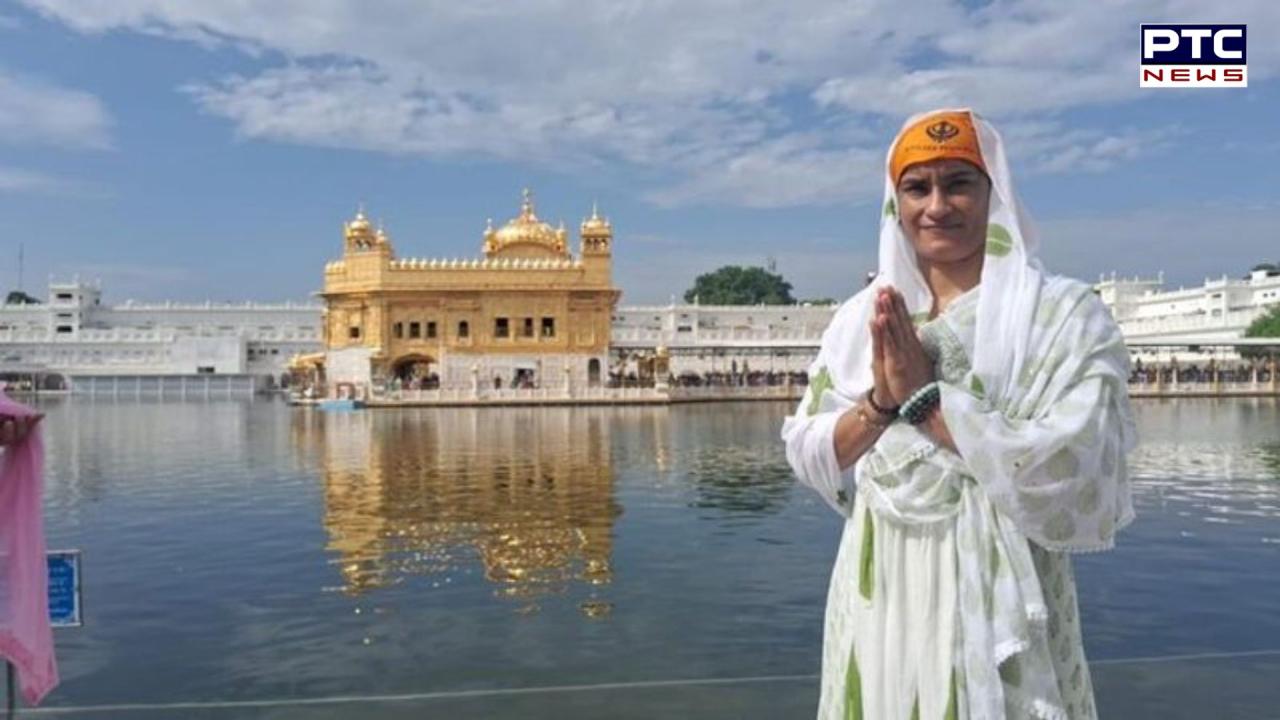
[[393, 322, 404, 339], [495, 317, 509, 338], [427, 321, 438, 339], [523, 317, 534, 338], [458, 321, 470, 338], [349, 326, 361, 339], [409, 321, 421, 339], [541, 317, 555, 338]]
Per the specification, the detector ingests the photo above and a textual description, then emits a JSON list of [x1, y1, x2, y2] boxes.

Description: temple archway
[[392, 354, 438, 388], [587, 358, 602, 387]]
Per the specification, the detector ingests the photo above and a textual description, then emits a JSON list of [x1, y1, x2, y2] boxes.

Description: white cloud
[[0, 165, 63, 192], [1001, 120, 1182, 175], [0, 68, 113, 149], [17, 0, 1280, 206], [645, 136, 883, 209], [813, 61, 1139, 118]]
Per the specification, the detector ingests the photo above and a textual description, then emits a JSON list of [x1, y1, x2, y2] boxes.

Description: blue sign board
[[47, 550, 82, 628]]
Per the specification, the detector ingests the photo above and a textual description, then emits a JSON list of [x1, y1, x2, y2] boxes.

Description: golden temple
[[317, 189, 620, 392]]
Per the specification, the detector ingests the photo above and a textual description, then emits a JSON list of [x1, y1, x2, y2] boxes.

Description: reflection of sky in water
[[1126, 399, 1280, 538], [25, 397, 1280, 714], [1131, 442, 1280, 534]]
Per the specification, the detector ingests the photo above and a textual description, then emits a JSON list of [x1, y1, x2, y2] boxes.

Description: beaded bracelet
[[855, 402, 893, 429], [864, 387, 899, 418], [898, 382, 941, 425]]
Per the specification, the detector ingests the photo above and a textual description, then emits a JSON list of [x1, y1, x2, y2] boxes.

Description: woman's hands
[[869, 286, 934, 406], [0, 414, 42, 447]]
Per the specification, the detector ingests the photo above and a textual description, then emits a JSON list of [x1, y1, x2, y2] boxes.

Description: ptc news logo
[[1141, 24, 1247, 88]]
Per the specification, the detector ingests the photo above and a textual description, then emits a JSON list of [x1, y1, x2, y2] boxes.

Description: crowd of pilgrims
[[1129, 360, 1275, 384]]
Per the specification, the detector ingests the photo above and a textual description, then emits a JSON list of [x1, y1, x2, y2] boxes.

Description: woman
[[781, 109, 1135, 720]]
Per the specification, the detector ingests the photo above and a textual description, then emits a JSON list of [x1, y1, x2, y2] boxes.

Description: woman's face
[[896, 159, 991, 265]]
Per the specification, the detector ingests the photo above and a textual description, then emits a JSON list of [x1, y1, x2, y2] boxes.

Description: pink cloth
[[0, 391, 58, 705]]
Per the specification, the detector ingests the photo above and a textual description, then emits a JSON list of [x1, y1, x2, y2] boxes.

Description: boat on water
[[317, 398, 364, 411]]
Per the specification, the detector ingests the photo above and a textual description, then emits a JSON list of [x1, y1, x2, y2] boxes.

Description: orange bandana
[[889, 111, 987, 185]]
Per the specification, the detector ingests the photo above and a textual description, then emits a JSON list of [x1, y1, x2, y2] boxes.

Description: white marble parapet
[[386, 257, 580, 271], [355, 384, 804, 407]]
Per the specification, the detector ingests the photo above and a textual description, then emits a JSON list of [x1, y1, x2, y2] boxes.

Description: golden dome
[[581, 201, 612, 234], [346, 207, 372, 234], [484, 189, 568, 258]]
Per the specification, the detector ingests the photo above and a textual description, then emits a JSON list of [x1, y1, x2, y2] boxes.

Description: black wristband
[[866, 388, 898, 416]]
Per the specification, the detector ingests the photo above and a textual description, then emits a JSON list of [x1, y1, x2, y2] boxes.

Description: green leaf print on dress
[[944, 668, 958, 720], [807, 366, 834, 417], [845, 649, 863, 720], [985, 223, 1014, 257], [859, 506, 875, 601]]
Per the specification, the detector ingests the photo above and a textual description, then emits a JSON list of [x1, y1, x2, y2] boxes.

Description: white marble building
[[1095, 267, 1280, 361], [0, 279, 321, 390], [609, 302, 833, 376]]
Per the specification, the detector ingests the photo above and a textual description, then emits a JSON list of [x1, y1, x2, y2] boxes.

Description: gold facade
[[320, 190, 619, 387]]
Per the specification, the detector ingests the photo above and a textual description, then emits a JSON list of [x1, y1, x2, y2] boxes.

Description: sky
[[1, 0, 1278, 306]]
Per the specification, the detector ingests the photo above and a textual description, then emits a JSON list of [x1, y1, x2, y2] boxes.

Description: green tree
[[684, 265, 795, 305], [4, 290, 40, 305], [1242, 304, 1280, 360]]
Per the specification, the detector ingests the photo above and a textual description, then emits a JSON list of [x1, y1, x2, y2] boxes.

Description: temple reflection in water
[[293, 407, 622, 612]]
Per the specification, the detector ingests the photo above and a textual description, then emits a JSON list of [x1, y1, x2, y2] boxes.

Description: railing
[[668, 385, 800, 401], [1128, 378, 1279, 396], [69, 374, 263, 397], [0, 329, 321, 343], [366, 384, 801, 405], [609, 328, 827, 344], [383, 385, 666, 402]]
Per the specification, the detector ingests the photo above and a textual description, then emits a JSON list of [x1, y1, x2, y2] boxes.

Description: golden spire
[[520, 188, 536, 220], [581, 201, 611, 234], [483, 188, 569, 259]]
